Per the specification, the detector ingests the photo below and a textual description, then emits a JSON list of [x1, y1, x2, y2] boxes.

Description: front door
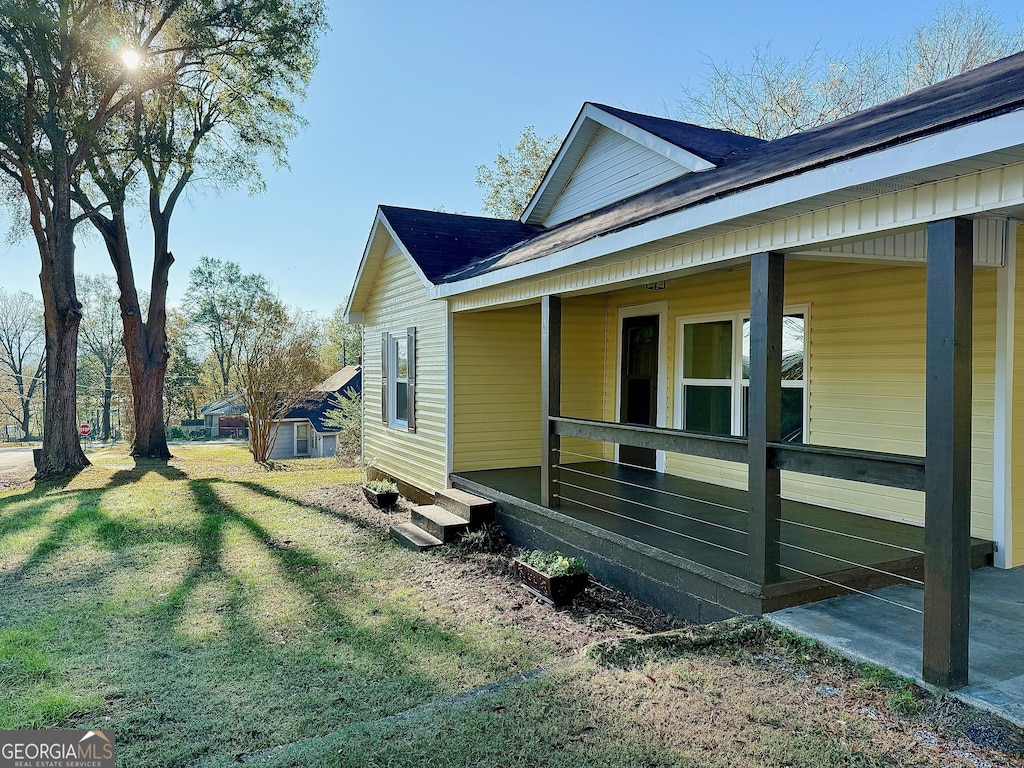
[[619, 315, 659, 468]]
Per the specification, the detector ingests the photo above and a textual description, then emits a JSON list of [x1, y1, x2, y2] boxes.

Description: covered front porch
[[450, 217, 1002, 689]]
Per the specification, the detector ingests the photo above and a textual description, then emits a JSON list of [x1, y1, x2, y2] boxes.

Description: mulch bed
[[302, 483, 687, 653]]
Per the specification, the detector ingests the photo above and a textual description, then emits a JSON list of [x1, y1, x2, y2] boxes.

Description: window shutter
[[381, 332, 389, 424], [406, 326, 417, 432]]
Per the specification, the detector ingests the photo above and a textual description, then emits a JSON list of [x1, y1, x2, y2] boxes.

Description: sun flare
[[121, 49, 141, 70]]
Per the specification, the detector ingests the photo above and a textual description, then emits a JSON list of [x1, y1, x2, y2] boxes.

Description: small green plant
[[521, 549, 586, 577], [859, 662, 924, 715], [458, 523, 507, 554], [363, 478, 398, 494]]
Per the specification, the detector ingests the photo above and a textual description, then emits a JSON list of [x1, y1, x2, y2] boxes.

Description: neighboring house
[[267, 366, 362, 460], [199, 394, 247, 438], [345, 53, 1024, 689]]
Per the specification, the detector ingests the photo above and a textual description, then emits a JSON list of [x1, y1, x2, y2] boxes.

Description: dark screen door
[[619, 315, 659, 468]]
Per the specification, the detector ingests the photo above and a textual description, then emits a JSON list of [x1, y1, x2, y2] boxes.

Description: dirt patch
[[303, 483, 687, 653]]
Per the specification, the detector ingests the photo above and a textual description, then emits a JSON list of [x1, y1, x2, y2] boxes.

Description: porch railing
[[540, 218, 974, 689]]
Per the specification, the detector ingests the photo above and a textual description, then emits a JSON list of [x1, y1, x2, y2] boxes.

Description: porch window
[[679, 311, 806, 442], [381, 328, 417, 432]]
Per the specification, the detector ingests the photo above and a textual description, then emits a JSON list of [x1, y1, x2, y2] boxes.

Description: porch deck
[[452, 461, 994, 619]]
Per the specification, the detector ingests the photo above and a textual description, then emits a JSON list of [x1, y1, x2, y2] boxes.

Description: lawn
[[1, 445, 1020, 768], [0, 445, 557, 766]]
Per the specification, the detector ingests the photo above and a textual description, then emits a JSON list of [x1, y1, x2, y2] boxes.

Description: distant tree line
[[0, 258, 362, 460]]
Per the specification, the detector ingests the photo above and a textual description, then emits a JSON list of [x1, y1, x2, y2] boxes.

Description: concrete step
[[435, 488, 496, 526], [389, 522, 442, 551], [411, 504, 470, 543]]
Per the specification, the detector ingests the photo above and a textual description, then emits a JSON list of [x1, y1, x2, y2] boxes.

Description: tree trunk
[[94, 201, 172, 459], [35, 197, 89, 478], [19, 396, 32, 441], [101, 373, 112, 441]]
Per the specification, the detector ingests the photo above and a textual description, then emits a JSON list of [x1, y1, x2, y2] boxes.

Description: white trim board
[[993, 220, 1017, 567], [345, 208, 434, 322]]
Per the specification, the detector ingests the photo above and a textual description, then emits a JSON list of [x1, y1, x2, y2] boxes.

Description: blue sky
[[2, 0, 1022, 315]]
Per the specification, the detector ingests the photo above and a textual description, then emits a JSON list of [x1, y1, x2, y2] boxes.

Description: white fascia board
[[344, 209, 389, 320], [434, 108, 1024, 300], [344, 208, 435, 321], [520, 104, 713, 225], [520, 105, 595, 225], [376, 215, 434, 289], [589, 105, 716, 172]]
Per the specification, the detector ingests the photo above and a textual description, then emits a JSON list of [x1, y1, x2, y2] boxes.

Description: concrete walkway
[[770, 566, 1024, 728]]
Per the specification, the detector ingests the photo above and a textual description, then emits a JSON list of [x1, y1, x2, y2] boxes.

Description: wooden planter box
[[514, 560, 589, 606], [363, 486, 399, 510]]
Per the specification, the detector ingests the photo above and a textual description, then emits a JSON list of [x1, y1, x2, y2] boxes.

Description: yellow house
[[346, 52, 1024, 690]]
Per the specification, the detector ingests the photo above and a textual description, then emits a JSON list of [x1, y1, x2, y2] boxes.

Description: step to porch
[[411, 504, 470, 543], [435, 488, 497, 525], [389, 522, 443, 551], [388, 490, 496, 552]]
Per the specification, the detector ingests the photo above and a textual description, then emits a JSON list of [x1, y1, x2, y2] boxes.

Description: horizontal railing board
[[551, 416, 748, 463], [550, 416, 926, 491], [769, 442, 926, 491]]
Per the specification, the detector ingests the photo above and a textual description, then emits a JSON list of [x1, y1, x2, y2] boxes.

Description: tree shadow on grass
[[94, 477, 534, 766], [233, 479, 384, 537], [3, 470, 543, 766]]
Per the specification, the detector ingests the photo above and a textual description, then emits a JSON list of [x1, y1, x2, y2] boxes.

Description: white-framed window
[[676, 308, 808, 442], [381, 328, 416, 432]]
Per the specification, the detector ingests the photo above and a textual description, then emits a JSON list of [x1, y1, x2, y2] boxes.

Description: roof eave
[[433, 107, 1024, 300], [344, 208, 435, 323]]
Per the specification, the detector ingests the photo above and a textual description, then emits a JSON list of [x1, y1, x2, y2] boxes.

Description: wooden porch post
[[923, 217, 973, 689], [541, 295, 562, 507], [748, 251, 785, 584]]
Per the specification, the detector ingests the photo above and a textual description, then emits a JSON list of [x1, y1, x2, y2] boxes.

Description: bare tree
[[77, 274, 127, 441], [679, 2, 1024, 140], [240, 303, 325, 465], [475, 125, 560, 219], [0, 289, 44, 439], [680, 45, 896, 140], [902, 2, 1024, 90]]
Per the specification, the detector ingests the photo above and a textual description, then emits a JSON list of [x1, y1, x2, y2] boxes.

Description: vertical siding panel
[[362, 243, 448, 494]]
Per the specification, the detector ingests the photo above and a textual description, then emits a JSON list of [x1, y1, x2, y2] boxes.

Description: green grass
[[0, 446, 555, 767]]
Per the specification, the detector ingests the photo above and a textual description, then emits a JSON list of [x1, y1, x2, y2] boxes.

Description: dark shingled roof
[[437, 51, 1024, 284], [379, 205, 542, 283], [284, 392, 336, 433], [284, 369, 361, 432], [592, 103, 765, 164]]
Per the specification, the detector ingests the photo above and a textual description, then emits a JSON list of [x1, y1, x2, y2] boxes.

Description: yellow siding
[[453, 305, 541, 471], [561, 296, 612, 462], [450, 259, 999, 537], [362, 241, 448, 494], [601, 261, 996, 535], [1013, 228, 1024, 566]]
